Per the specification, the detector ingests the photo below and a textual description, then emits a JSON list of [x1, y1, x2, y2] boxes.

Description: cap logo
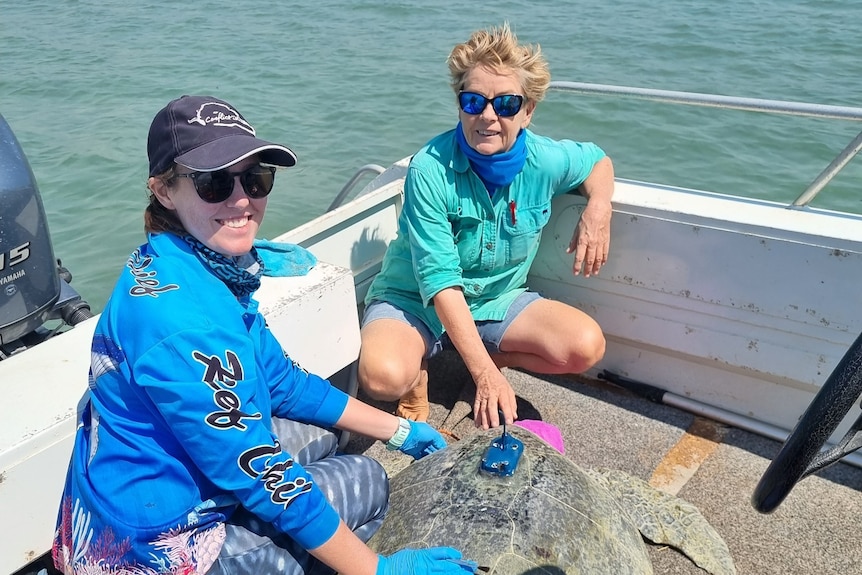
[[187, 102, 256, 136]]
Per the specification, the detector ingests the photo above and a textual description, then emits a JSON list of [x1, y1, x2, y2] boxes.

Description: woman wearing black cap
[[52, 96, 476, 575]]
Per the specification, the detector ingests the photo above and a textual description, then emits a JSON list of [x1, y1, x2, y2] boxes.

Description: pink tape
[[513, 420, 565, 454]]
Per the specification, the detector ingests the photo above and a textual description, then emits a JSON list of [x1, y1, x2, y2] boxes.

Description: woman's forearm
[[309, 520, 381, 575], [433, 287, 497, 379], [334, 396, 401, 441], [580, 156, 615, 205]]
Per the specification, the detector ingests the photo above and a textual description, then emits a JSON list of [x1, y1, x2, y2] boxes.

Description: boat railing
[[326, 164, 386, 212], [548, 81, 862, 207]]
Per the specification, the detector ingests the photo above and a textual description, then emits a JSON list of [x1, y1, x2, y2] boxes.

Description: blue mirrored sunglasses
[[458, 91, 524, 117]]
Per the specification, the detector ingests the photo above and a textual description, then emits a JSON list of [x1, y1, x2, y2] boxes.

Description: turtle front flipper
[[587, 468, 737, 575]]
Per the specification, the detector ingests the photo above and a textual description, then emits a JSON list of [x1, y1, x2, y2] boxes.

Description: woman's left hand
[[399, 421, 448, 459], [567, 156, 614, 277], [567, 198, 612, 277]]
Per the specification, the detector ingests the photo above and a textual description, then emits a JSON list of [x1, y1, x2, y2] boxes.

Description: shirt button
[[486, 242, 493, 250], [473, 284, 481, 292]]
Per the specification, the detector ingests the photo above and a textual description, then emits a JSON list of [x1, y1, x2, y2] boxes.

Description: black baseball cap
[[147, 95, 297, 176]]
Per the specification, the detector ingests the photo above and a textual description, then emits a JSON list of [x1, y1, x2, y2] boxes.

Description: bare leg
[[496, 298, 605, 375], [358, 318, 430, 421]]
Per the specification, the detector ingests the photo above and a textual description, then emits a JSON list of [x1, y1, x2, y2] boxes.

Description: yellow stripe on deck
[[649, 417, 727, 495]]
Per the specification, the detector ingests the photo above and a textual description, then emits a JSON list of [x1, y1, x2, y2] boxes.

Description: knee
[[570, 324, 606, 373], [583, 326, 607, 370], [357, 355, 414, 401]]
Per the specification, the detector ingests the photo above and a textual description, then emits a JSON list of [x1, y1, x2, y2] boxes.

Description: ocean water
[[2, 0, 861, 311]]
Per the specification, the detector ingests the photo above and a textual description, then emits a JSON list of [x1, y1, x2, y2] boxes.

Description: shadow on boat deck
[[346, 350, 862, 575]]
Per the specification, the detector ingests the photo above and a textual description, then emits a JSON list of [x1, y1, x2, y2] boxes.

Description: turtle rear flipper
[[588, 468, 737, 575]]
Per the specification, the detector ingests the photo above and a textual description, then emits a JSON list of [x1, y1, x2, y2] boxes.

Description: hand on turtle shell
[[398, 421, 448, 459], [376, 547, 477, 574], [472, 368, 517, 430]]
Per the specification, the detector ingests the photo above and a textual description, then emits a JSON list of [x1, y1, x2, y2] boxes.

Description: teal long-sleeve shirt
[[365, 128, 607, 338]]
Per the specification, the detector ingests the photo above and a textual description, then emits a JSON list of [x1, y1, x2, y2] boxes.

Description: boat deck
[[346, 352, 862, 575]]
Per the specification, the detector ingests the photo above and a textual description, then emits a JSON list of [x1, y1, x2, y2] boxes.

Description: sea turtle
[[368, 426, 736, 575]]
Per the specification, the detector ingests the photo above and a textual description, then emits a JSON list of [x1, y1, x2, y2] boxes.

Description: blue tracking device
[[479, 413, 524, 477]]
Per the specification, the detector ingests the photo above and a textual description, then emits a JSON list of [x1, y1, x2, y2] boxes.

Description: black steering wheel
[[752, 331, 862, 513]]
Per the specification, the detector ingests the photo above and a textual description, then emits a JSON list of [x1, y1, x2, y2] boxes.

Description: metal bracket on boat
[[480, 411, 524, 477]]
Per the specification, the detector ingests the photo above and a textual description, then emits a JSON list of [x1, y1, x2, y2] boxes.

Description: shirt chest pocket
[[449, 212, 483, 266], [502, 203, 552, 263]]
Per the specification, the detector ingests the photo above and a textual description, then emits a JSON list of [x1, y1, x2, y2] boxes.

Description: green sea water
[[2, 0, 861, 311]]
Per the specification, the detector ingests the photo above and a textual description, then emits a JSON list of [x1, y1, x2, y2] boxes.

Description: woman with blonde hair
[[360, 23, 614, 430]]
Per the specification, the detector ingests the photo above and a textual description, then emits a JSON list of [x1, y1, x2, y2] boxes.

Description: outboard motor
[[0, 113, 92, 359]]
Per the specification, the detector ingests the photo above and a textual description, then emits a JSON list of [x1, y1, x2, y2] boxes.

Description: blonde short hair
[[447, 23, 551, 104]]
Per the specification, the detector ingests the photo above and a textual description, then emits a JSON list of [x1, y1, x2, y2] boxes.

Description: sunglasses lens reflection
[[459, 92, 487, 115], [241, 167, 275, 198], [195, 172, 230, 202], [494, 95, 523, 117]]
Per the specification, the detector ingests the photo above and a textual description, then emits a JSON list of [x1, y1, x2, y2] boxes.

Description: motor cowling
[[0, 113, 91, 354]]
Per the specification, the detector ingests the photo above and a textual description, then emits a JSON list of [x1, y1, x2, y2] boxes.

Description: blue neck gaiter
[[455, 122, 527, 195], [183, 234, 263, 299]]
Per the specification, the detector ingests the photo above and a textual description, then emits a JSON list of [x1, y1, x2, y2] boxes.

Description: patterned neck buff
[[455, 122, 528, 196], [183, 235, 263, 299]]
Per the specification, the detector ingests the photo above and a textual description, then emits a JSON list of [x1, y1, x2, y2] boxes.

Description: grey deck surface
[[345, 350, 862, 575]]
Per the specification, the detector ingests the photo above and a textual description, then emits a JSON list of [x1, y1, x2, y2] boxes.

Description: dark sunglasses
[[458, 91, 524, 117], [172, 165, 276, 203]]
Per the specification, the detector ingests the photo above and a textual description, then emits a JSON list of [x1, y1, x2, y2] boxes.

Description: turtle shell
[[368, 427, 653, 575]]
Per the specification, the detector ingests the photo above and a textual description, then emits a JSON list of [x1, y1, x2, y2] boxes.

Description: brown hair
[[144, 165, 186, 235], [447, 23, 551, 104]]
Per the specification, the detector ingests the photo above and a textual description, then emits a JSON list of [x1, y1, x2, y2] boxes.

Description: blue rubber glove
[[399, 421, 448, 459], [376, 547, 477, 574]]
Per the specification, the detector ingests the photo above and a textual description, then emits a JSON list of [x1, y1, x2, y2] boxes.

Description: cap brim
[[175, 134, 297, 171]]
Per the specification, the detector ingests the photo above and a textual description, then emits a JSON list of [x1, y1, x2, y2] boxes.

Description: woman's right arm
[[433, 286, 518, 429], [400, 161, 518, 428]]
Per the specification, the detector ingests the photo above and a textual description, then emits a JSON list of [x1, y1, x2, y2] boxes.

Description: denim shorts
[[362, 291, 541, 358]]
